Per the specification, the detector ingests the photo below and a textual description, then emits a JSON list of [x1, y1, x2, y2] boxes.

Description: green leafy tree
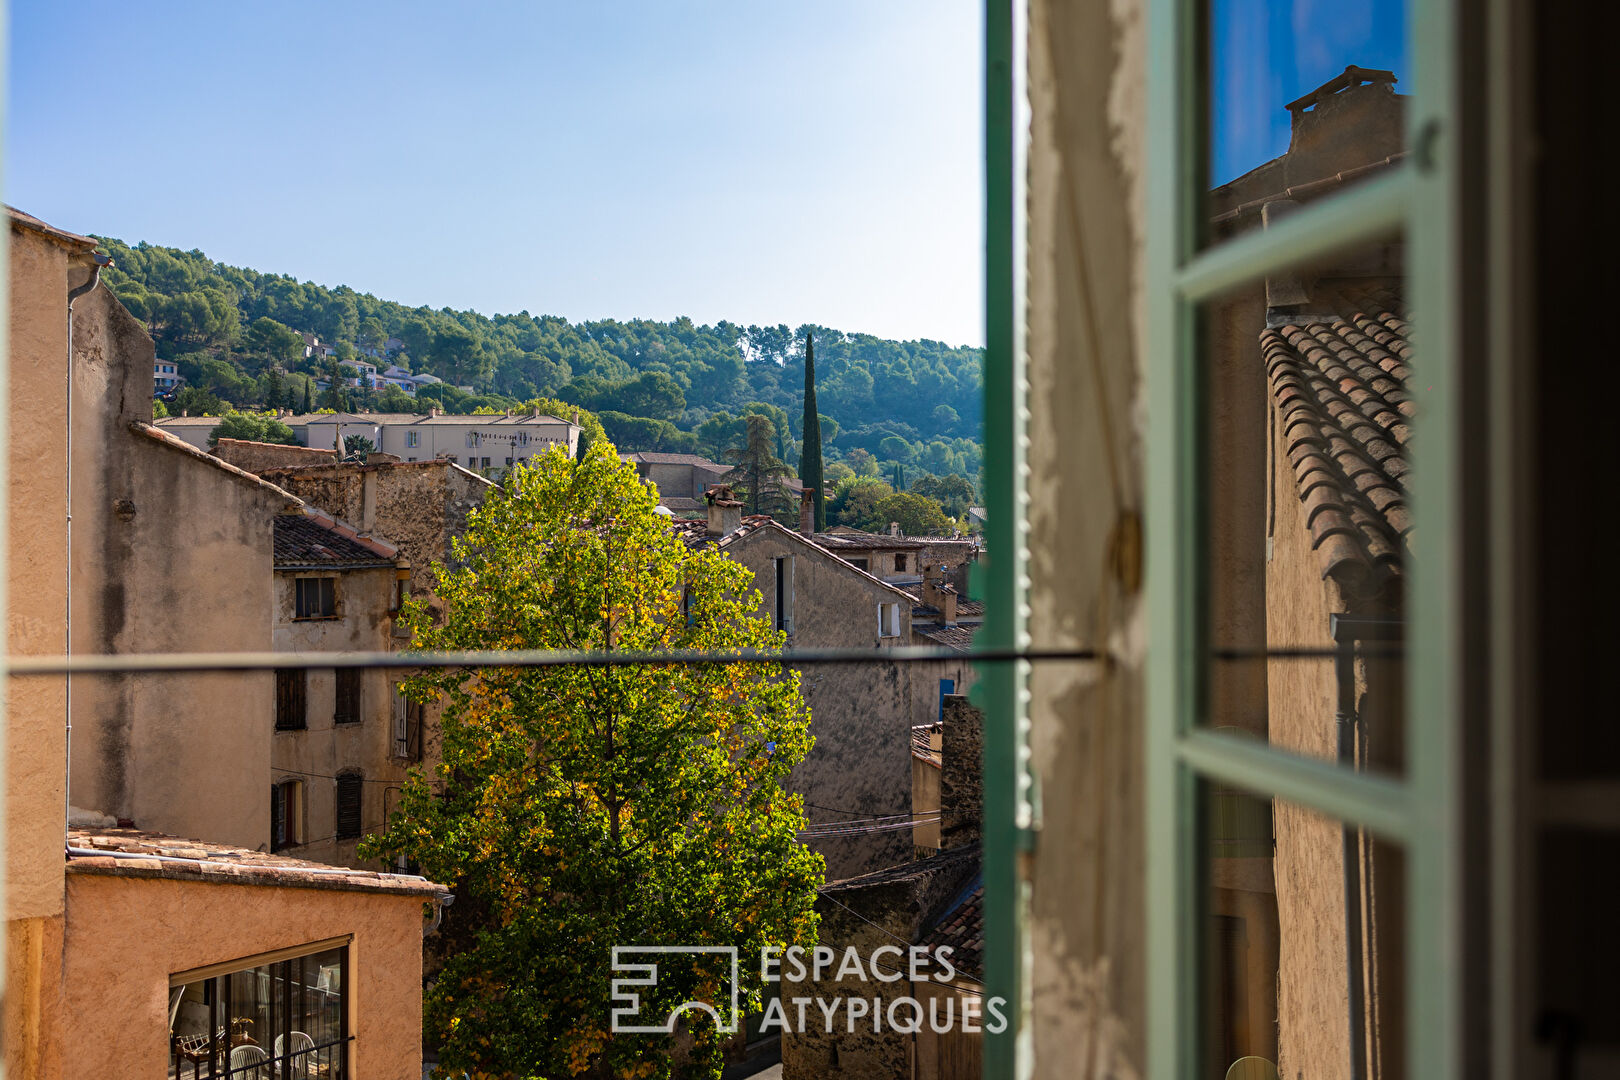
[[844, 447, 878, 478], [800, 335, 826, 531], [245, 316, 304, 366], [827, 477, 894, 529], [361, 444, 821, 1079], [909, 474, 977, 518], [724, 414, 794, 517], [151, 398, 170, 419], [863, 491, 953, 536], [206, 411, 298, 448], [174, 386, 225, 416], [342, 434, 376, 459]]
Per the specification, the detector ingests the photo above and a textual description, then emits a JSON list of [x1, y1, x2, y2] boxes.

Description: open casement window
[[391, 683, 423, 761], [878, 602, 902, 639], [1134, 0, 1466, 1078], [270, 779, 303, 851], [169, 941, 350, 1079]]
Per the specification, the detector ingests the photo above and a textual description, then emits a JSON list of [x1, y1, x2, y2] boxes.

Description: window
[[467, 456, 477, 468], [849, 557, 870, 572], [391, 683, 422, 761], [505, 456, 514, 467], [894, 553, 907, 572], [405, 430, 419, 448], [773, 556, 794, 633], [275, 669, 306, 731], [466, 431, 480, 448], [481, 457, 491, 468], [334, 668, 361, 725], [335, 774, 363, 840], [168, 942, 348, 1078], [878, 602, 901, 638], [295, 577, 335, 619], [270, 779, 303, 850]]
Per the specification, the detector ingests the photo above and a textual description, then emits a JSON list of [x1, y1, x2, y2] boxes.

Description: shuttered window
[[275, 669, 306, 731], [271, 780, 302, 851], [334, 668, 361, 725], [335, 774, 363, 840]]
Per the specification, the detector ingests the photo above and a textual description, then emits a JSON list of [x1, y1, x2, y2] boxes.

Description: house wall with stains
[[719, 526, 919, 880]]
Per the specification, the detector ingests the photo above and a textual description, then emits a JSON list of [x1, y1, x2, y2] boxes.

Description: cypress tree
[[801, 334, 825, 531], [301, 377, 313, 415]]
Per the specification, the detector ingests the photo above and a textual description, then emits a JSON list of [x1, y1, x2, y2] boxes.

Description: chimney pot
[[889, 521, 901, 537], [706, 485, 743, 536], [799, 488, 815, 536]]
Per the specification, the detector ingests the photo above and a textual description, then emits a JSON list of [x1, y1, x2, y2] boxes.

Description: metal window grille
[[335, 774, 363, 840], [275, 669, 306, 731]]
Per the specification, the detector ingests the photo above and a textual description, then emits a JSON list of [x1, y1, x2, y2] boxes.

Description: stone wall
[[939, 696, 982, 850], [780, 844, 980, 1079], [721, 526, 919, 879], [215, 437, 336, 472]]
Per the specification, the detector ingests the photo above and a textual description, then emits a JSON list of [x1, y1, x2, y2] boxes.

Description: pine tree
[[800, 334, 826, 531]]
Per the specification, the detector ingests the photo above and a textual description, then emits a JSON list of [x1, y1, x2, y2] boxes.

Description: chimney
[[572, 409, 581, 426], [922, 563, 959, 625], [361, 471, 377, 533], [428, 406, 440, 418], [889, 521, 901, 537], [799, 488, 815, 536], [705, 485, 743, 537]]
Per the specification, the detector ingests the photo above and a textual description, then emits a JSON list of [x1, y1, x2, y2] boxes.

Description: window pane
[[1200, 783, 1406, 1080], [1205, 0, 1409, 246], [1202, 238, 1408, 776]]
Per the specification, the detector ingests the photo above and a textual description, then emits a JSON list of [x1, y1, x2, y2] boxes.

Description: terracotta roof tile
[[914, 624, 979, 652], [1263, 289, 1412, 597], [273, 510, 398, 568], [918, 878, 984, 982]]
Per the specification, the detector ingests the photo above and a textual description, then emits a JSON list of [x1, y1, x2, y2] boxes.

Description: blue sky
[[1210, 0, 1408, 185], [6, 2, 984, 346]]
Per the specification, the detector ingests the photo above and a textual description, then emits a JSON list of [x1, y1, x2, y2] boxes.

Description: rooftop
[[812, 531, 927, 552], [676, 516, 919, 601], [7, 205, 100, 252], [131, 423, 303, 509], [621, 451, 725, 466], [273, 509, 399, 569], [1263, 285, 1411, 597], [914, 623, 980, 652], [66, 828, 446, 898], [918, 877, 984, 983]]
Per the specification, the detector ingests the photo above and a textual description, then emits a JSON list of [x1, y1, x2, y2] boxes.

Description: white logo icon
[[610, 946, 741, 1034]]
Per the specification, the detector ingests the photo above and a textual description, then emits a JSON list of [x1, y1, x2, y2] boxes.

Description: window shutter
[[276, 670, 306, 731], [334, 669, 361, 724], [392, 685, 409, 757], [271, 785, 285, 850], [335, 775, 363, 840]]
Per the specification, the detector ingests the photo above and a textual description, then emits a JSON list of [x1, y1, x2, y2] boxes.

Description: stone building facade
[[270, 509, 418, 870]]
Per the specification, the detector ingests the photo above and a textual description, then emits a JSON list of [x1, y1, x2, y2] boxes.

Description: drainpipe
[[1329, 613, 1402, 1080], [63, 255, 108, 832]]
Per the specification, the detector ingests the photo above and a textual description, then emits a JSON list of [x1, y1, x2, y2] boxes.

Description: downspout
[[63, 255, 108, 832], [1330, 613, 1402, 1080]]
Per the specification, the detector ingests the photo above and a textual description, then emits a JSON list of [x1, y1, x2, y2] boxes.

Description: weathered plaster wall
[[725, 528, 918, 879], [59, 873, 426, 1080], [4, 222, 81, 1079], [5, 225, 74, 925], [272, 564, 407, 869], [1025, 0, 1148, 1074], [66, 287, 287, 850], [214, 437, 336, 472]]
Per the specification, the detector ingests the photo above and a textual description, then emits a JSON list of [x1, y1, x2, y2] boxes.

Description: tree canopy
[[360, 444, 822, 1078], [92, 236, 982, 484], [205, 410, 298, 448]]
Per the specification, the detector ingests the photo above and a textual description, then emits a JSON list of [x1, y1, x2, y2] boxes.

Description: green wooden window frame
[[979, 0, 1468, 1076], [1139, 1, 1465, 1079]]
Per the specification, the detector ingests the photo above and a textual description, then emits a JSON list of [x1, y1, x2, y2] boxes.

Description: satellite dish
[[653, 505, 675, 517]]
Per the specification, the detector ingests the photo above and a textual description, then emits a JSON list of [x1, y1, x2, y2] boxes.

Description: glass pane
[[1202, 238, 1408, 776], [1201, 784, 1406, 1080], [1205, 0, 1410, 245]]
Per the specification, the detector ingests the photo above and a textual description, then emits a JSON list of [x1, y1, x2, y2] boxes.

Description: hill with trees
[[95, 237, 985, 487]]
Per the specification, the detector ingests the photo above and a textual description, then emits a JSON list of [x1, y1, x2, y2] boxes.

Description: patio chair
[[228, 1043, 269, 1079], [273, 1031, 316, 1077]]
